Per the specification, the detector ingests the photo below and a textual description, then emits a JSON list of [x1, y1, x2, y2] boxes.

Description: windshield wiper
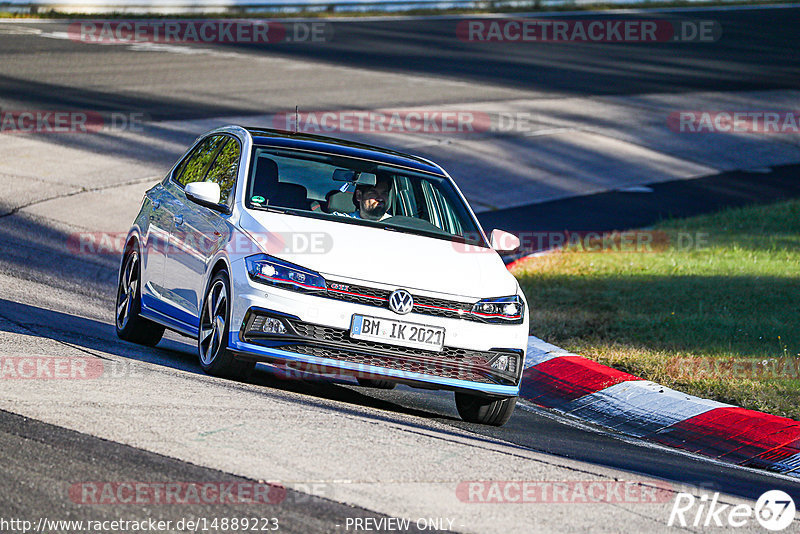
[[250, 205, 294, 215]]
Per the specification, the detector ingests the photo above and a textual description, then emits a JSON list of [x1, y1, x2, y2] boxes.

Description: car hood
[[240, 209, 518, 299]]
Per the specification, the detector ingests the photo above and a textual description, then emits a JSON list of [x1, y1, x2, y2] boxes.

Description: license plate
[[350, 315, 445, 352]]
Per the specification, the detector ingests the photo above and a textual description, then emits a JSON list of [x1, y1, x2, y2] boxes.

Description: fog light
[[262, 317, 287, 334], [491, 354, 510, 372]]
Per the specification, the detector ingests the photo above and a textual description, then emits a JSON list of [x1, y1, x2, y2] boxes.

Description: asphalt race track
[[1, 6, 800, 533], [1, 8, 799, 119]]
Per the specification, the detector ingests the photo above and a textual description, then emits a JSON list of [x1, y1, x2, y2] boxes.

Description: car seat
[[252, 157, 310, 210], [325, 190, 357, 214]]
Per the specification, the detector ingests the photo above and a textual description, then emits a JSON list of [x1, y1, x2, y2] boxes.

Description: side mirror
[[185, 181, 223, 210], [489, 229, 520, 253]]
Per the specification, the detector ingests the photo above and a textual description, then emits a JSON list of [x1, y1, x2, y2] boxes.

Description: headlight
[[245, 254, 326, 293], [471, 295, 524, 323]]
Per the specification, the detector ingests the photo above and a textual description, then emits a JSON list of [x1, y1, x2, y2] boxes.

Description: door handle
[[151, 199, 161, 210], [173, 214, 184, 226]]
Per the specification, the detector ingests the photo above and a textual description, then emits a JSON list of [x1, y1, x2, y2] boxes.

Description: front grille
[[290, 320, 507, 364], [325, 281, 478, 322], [278, 344, 495, 384], [242, 313, 519, 386], [325, 281, 389, 308]]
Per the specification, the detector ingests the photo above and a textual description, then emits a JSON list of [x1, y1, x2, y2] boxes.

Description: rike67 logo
[[669, 490, 796, 530]]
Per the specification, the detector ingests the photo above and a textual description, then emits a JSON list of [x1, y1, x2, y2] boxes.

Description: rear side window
[[174, 135, 227, 187], [205, 138, 241, 207]]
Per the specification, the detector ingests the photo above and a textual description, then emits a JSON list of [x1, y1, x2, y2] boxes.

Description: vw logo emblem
[[388, 289, 414, 315]]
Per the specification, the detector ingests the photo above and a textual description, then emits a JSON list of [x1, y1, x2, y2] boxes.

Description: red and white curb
[[521, 336, 800, 478]]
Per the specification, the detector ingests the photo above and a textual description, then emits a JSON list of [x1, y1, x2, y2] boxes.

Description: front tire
[[198, 270, 254, 379], [115, 248, 165, 347], [455, 392, 517, 426]]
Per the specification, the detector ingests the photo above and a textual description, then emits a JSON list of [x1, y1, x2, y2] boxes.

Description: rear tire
[[115, 248, 165, 347], [356, 377, 396, 390], [198, 270, 254, 379], [455, 392, 517, 426]]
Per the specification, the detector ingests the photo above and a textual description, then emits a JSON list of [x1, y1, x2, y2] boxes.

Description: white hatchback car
[[116, 125, 528, 425]]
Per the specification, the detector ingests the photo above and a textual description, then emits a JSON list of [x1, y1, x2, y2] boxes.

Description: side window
[[395, 175, 418, 217], [205, 138, 240, 207], [434, 188, 464, 235], [174, 135, 227, 187], [420, 180, 443, 229], [417, 179, 462, 235]]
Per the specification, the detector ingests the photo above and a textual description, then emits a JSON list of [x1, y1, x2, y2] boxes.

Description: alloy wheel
[[116, 252, 139, 330], [200, 279, 227, 366]]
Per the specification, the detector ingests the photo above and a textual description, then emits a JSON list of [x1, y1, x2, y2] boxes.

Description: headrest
[[252, 157, 308, 210], [252, 158, 279, 191], [326, 190, 356, 213]]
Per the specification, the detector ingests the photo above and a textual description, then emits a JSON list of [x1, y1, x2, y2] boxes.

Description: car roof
[[244, 127, 446, 176]]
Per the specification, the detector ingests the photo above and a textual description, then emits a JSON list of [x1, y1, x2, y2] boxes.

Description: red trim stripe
[[326, 288, 519, 319], [261, 275, 325, 291], [328, 287, 387, 301]]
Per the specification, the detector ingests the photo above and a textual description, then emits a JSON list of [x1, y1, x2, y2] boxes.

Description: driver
[[339, 173, 393, 221]]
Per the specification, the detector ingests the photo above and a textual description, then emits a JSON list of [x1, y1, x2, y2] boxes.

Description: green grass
[[514, 199, 800, 419]]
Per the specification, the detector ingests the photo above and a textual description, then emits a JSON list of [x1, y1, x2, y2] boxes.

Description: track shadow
[[478, 163, 800, 251], [2, 10, 799, 128], [0, 73, 264, 122], [0, 297, 465, 428], [212, 10, 800, 96], [3, 298, 800, 504]]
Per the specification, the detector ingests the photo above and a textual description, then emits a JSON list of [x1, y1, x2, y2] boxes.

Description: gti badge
[[388, 289, 414, 315], [329, 283, 350, 292]]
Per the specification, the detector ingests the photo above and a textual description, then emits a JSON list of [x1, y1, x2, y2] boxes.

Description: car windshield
[[245, 146, 488, 247]]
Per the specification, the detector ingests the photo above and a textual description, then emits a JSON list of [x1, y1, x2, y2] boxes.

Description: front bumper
[[229, 258, 526, 396]]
